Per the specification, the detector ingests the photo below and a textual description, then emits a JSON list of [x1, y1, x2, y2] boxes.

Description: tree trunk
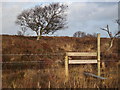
[[37, 30, 42, 40], [107, 38, 114, 51], [37, 35, 42, 40], [36, 31, 39, 36]]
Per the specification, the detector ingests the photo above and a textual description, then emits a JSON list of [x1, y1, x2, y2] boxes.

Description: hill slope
[[1, 35, 119, 63]]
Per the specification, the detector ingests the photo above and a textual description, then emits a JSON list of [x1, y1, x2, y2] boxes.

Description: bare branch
[[114, 31, 120, 37], [100, 28, 108, 32], [116, 19, 120, 25], [100, 20, 120, 51], [100, 25, 113, 38]]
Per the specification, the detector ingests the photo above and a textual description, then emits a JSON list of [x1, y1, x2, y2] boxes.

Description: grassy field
[[1, 35, 120, 88], [2, 63, 119, 88]]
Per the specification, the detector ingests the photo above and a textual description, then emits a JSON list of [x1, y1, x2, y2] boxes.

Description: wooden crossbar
[[69, 60, 97, 64], [66, 52, 97, 56], [65, 33, 101, 81]]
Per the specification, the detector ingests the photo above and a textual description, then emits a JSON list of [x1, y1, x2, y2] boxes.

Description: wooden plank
[[84, 72, 107, 79], [69, 60, 97, 64], [97, 33, 100, 76], [66, 52, 97, 56]]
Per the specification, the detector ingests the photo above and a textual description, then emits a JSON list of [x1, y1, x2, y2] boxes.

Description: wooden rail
[[69, 60, 97, 64], [66, 52, 97, 56], [65, 33, 101, 80]]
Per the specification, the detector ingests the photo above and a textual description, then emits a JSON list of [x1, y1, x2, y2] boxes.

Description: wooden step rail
[[66, 52, 97, 56], [69, 60, 97, 64], [65, 33, 101, 81]]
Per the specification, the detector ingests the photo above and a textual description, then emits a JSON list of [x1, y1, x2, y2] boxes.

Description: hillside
[[1, 35, 120, 88], [2, 35, 119, 63]]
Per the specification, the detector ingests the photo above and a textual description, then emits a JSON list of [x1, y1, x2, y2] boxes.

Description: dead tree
[[100, 22, 120, 51]]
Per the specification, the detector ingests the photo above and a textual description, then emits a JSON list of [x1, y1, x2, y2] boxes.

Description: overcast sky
[[0, 0, 119, 37]]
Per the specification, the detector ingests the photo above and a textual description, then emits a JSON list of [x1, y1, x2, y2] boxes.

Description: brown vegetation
[[1, 35, 120, 88]]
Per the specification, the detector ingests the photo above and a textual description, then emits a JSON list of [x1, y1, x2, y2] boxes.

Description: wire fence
[[0, 60, 47, 64], [1, 53, 65, 56], [0, 60, 119, 64], [0, 53, 119, 64]]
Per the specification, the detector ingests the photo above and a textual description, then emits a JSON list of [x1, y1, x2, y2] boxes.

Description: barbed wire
[[0, 60, 48, 64], [1, 52, 119, 56], [0, 60, 119, 64], [0, 53, 65, 56]]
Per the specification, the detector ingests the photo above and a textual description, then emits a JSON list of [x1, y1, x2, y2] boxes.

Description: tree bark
[[37, 30, 42, 40], [107, 38, 114, 51], [36, 31, 39, 36]]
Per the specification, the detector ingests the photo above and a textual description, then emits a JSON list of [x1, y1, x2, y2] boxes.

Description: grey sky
[[1, 1, 119, 37]]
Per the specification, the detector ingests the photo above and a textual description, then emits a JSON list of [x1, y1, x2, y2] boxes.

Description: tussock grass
[[2, 35, 119, 88], [2, 63, 119, 88]]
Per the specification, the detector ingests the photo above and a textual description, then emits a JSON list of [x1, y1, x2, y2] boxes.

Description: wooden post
[[97, 33, 100, 76], [65, 55, 69, 81]]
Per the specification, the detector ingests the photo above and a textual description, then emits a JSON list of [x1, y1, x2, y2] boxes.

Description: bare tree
[[100, 20, 120, 51], [73, 31, 86, 37], [86, 33, 93, 37], [21, 27, 27, 36], [17, 27, 27, 36], [16, 3, 68, 40], [73, 31, 97, 38], [17, 31, 23, 36], [92, 33, 97, 37]]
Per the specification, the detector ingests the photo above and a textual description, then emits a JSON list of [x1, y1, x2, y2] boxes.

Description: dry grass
[[2, 35, 120, 60], [2, 63, 119, 88], [1, 35, 120, 88]]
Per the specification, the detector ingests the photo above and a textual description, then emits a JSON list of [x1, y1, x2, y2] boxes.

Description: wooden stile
[[65, 33, 101, 80]]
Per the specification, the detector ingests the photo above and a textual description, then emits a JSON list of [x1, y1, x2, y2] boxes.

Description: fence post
[[65, 55, 69, 81], [97, 33, 100, 76]]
